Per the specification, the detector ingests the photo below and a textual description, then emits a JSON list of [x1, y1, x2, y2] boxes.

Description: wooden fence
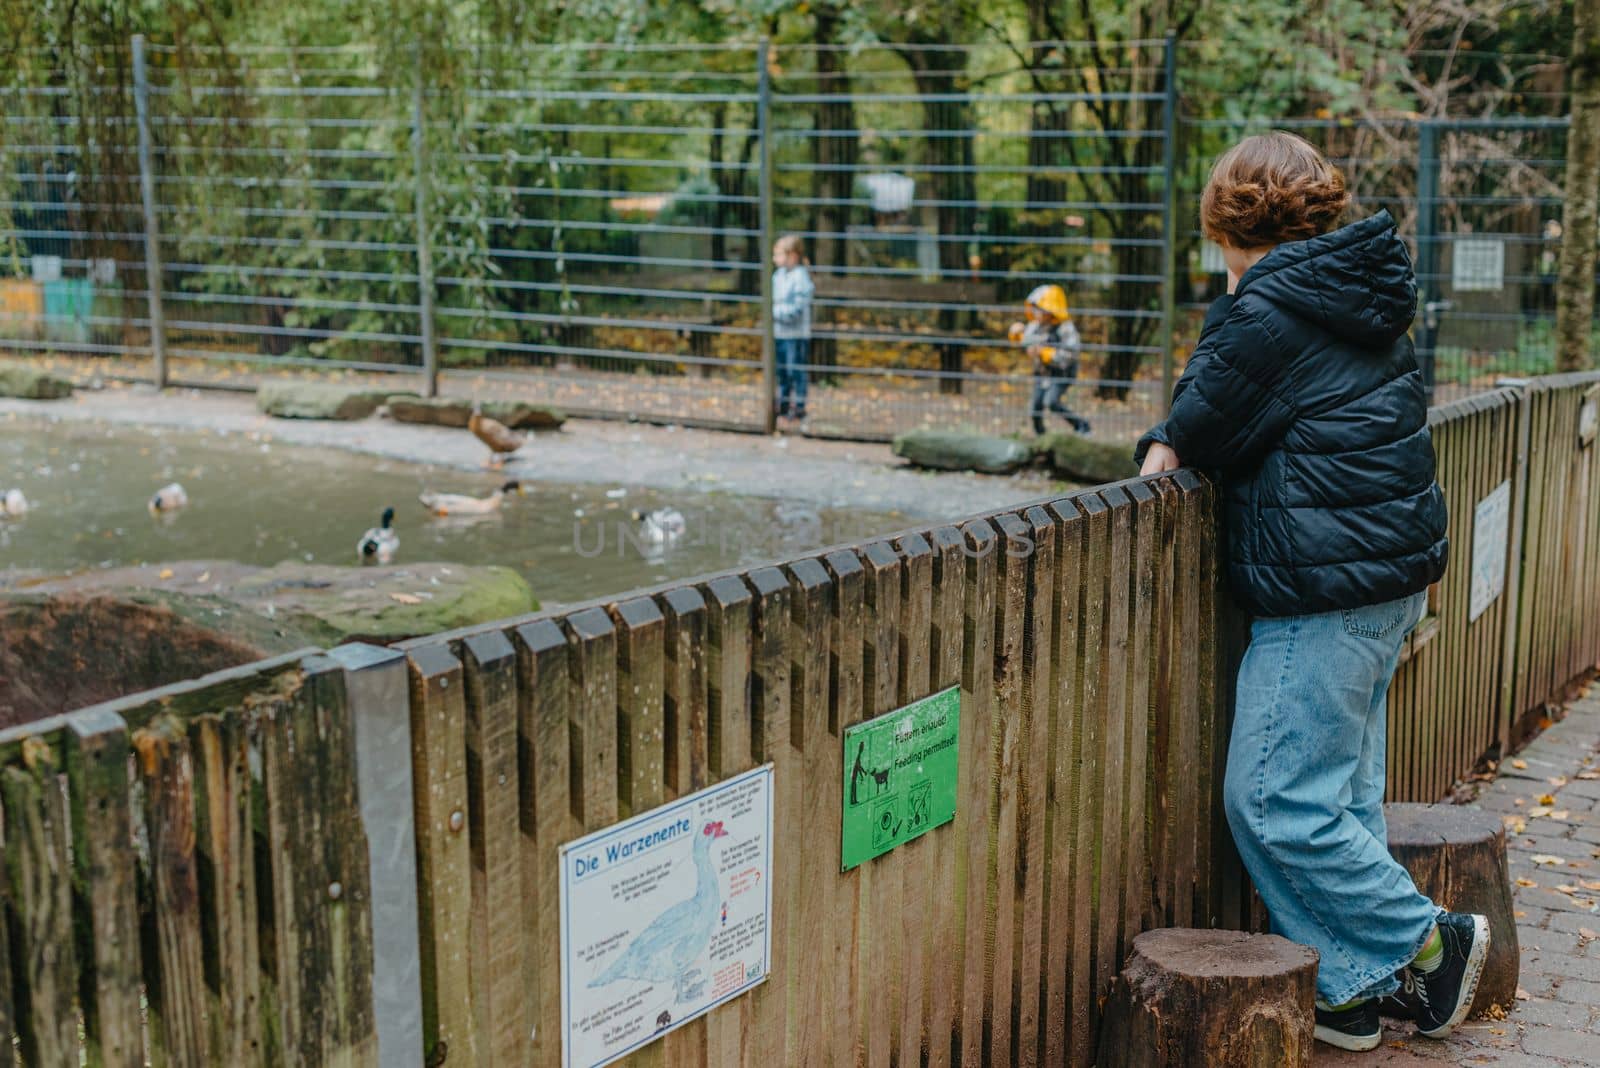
[[3, 371, 1600, 1068]]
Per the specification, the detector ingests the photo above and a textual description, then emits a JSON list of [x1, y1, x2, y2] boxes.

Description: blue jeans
[[1223, 591, 1440, 1005], [776, 337, 809, 415]]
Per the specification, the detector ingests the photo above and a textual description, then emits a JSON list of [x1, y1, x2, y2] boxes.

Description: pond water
[[0, 418, 905, 606]]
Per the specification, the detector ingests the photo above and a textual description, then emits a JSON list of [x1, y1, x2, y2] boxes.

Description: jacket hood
[[1237, 211, 1417, 348]]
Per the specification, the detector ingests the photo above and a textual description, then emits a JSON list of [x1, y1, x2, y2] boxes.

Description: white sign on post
[[1470, 479, 1512, 622], [1452, 238, 1505, 292], [559, 765, 774, 1068]]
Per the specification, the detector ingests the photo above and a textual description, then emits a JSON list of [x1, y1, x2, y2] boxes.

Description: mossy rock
[[386, 395, 565, 431], [257, 382, 416, 421], [230, 562, 538, 644], [0, 362, 73, 400], [1037, 431, 1139, 485], [892, 429, 1032, 475]]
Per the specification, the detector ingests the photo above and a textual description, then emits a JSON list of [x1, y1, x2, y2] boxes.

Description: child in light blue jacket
[[771, 234, 815, 420]]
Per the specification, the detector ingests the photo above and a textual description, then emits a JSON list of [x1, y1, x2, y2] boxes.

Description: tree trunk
[[1384, 803, 1520, 1017], [709, 103, 728, 268], [1097, 928, 1317, 1067], [1557, 0, 1600, 372], [903, 48, 976, 395], [808, 4, 857, 374]]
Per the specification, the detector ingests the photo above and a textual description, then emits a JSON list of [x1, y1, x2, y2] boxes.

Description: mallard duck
[[632, 507, 687, 545], [1, 488, 28, 518], [468, 407, 526, 469], [358, 507, 398, 565], [149, 482, 189, 514], [419, 480, 524, 517]]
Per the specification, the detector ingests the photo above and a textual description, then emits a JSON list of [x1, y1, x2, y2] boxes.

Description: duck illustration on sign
[[560, 766, 773, 1068], [588, 821, 728, 989]]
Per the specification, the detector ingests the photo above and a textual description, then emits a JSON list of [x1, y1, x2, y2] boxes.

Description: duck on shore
[[468, 407, 526, 469]]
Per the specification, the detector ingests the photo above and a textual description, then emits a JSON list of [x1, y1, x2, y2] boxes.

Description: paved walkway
[[1317, 690, 1600, 1066]]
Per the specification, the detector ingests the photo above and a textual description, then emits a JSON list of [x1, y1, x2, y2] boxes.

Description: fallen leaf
[[389, 592, 422, 605], [1532, 854, 1565, 866], [1513, 759, 1529, 770], [1551, 811, 1571, 821], [1550, 777, 1569, 787], [158, 568, 174, 580], [1489, 1027, 1506, 1035], [1581, 880, 1600, 892], [1578, 771, 1600, 780], [1516, 877, 1539, 888], [1515, 987, 1531, 1000], [1504, 817, 1528, 834], [1555, 884, 1581, 894], [1580, 927, 1599, 940], [197, 571, 210, 583], [1539, 793, 1557, 805], [1530, 806, 1553, 818]]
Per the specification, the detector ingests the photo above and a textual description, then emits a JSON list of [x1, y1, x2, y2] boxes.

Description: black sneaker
[[1314, 999, 1382, 1052], [1375, 977, 1414, 1020], [1406, 912, 1490, 1039]]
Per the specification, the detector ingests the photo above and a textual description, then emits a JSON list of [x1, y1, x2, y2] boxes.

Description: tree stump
[[1386, 802, 1520, 1015], [1097, 929, 1317, 1068]]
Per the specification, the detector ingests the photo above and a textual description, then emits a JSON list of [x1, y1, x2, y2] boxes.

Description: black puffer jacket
[[1137, 211, 1448, 617]]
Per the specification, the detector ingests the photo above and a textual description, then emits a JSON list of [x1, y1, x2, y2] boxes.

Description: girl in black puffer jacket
[[1137, 133, 1486, 1052]]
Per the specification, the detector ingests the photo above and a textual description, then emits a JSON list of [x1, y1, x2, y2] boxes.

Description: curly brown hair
[[1200, 132, 1350, 249]]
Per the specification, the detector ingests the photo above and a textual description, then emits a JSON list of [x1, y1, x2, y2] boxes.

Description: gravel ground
[[0, 384, 1069, 522]]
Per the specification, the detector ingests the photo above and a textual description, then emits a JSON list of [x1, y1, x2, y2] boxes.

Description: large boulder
[[387, 395, 565, 431], [892, 429, 1032, 475], [0, 362, 73, 400], [1037, 431, 1140, 485], [229, 561, 538, 644], [0, 560, 539, 726], [257, 382, 414, 420]]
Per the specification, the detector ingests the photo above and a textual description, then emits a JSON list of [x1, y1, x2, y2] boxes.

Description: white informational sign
[[1470, 479, 1512, 622], [1452, 238, 1505, 293], [559, 765, 774, 1068], [30, 255, 62, 283]]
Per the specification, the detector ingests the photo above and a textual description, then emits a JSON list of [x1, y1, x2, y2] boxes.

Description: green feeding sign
[[841, 686, 960, 871]]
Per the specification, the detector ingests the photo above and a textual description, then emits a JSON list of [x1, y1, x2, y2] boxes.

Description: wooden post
[[1385, 803, 1520, 1015]]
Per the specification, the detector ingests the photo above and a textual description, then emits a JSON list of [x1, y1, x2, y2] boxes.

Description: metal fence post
[[411, 53, 439, 398], [1416, 121, 1441, 403], [131, 34, 168, 389], [327, 644, 425, 1068], [757, 37, 777, 434], [1159, 31, 1179, 413]]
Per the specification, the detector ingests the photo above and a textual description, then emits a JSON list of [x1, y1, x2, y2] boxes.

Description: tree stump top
[[1386, 802, 1503, 848], [1129, 929, 1318, 980]]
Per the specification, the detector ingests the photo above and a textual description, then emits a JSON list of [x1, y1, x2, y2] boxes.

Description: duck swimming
[[149, 482, 189, 514], [419, 480, 524, 517], [358, 507, 399, 565], [1, 489, 28, 518], [632, 507, 687, 545]]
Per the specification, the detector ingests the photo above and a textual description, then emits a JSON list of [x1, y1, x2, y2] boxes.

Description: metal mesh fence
[[0, 36, 1581, 443]]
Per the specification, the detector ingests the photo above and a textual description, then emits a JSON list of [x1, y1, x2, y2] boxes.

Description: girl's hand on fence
[[1141, 443, 1181, 476]]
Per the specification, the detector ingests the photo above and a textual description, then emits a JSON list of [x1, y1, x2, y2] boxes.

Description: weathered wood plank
[[892, 532, 934, 1066], [823, 548, 866, 1068], [405, 643, 478, 1068], [986, 514, 1027, 1068], [612, 597, 667, 819], [925, 524, 966, 1068], [783, 557, 834, 1068], [132, 716, 212, 1068], [513, 620, 573, 1068], [1122, 481, 1158, 942], [1067, 491, 1109, 1067], [460, 630, 527, 1068], [957, 520, 997, 1067], [660, 587, 710, 802], [64, 708, 145, 1068], [701, 577, 754, 780], [1016, 505, 1056, 1067], [3, 735, 82, 1068], [1040, 496, 1083, 1067], [189, 709, 263, 1066], [565, 607, 619, 830], [1096, 485, 1134, 1003], [747, 566, 793, 1067]]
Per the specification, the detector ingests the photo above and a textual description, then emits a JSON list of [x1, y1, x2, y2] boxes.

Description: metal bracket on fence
[[411, 48, 439, 399], [328, 643, 425, 1068], [757, 37, 777, 434], [131, 35, 169, 389]]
